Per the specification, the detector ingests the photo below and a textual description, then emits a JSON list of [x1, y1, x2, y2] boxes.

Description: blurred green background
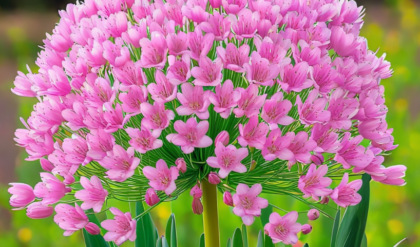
[[0, 0, 419, 246]]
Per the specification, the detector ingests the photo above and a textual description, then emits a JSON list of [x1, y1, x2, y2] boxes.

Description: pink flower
[[261, 92, 294, 129], [113, 61, 147, 88], [264, 211, 301, 245], [222, 0, 247, 14], [26, 202, 54, 219], [166, 31, 189, 56], [82, 75, 116, 107], [216, 43, 250, 73], [286, 132, 317, 168], [167, 54, 192, 85], [223, 191, 234, 206], [371, 165, 406, 186], [278, 62, 313, 93], [8, 183, 35, 208], [126, 126, 162, 153], [100, 145, 140, 182], [296, 89, 331, 125], [74, 176, 108, 213], [143, 159, 179, 195], [166, 118, 212, 154], [190, 185, 203, 199], [200, 12, 231, 41], [103, 103, 126, 133], [175, 158, 187, 173], [301, 224, 312, 234], [311, 153, 325, 165], [330, 26, 360, 57], [207, 143, 248, 178], [310, 124, 340, 153], [145, 188, 160, 206], [192, 197, 204, 215], [327, 89, 359, 130], [261, 129, 294, 161], [141, 102, 175, 130], [254, 35, 291, 65], [208, 172, 221, 184], [230, 9, 260, 40], [62, 136, 90, 165], [307, 209, 320, 221], [119, 85, 148, 115], [40, 158, 55, 172], [101, 207, 137, 246], [86, 129, 116, 161], [334, 133, 374, 169], [102, 39, 130, 67], [140, 32, 168, 69], [147, 70, 177, 103], [232, 183, 268, 225], [54, 203, 100, 236], [244, 52, 280, 86], [234, 84, 266, 118], [34, 173, 71, 205], [238, 116, 269, 149], [331, 173, 363, 208], [215, 131, 230, 146], [191, 56, 223, 86], [209, 80, 241, 119], [298, 164, 332, 200], [187, 27, 214, 60], [122, 22, 147, 48], [104, 12, 128, 37], [177, 83, 211, 119]]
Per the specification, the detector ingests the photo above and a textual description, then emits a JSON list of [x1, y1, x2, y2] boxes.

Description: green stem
[[202, 180, 220, 247]]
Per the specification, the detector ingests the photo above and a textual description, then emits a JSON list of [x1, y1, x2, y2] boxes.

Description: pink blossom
[[312, 62, 339, 94], [62, 136, 90, 165], [244, 52, 280, 86], [140, 32, 168, 69], [298, 164, 332, 200], [191, 56, 223, 86], [223, 191, 234, 206], [222, 0, 247, 14], [181, 0, 208, 23], [119, 85, 148, 115], [354, 86, 387, 121], [141, 102, 175, 130], [101, 207, 137, 246], [167, 31, 189, 56], [200, 12, 231, 41], [327, 89, 359, 130], [34, 173, 71, 205], [238, 116, 269, 149], [166, 118, 212, 154], [232, 183, 268, 225], [215, 131, 230, 146], [54, 203, 100, 236], [286, 132, 317, 168], [26, 202, 54, 219], [82, 75, 116, 108], [292, 40, 322, 66], [40, 158, 55, 172], [234, 84, 267, 118], [190, 185, 203, 199], [371, 165, 407, 186], [261, 129, 294, 161], [216, 43, 250, 73], [86, 129, 116, 161], [126, 126, 162, 153], [122, 22, 147, 48], [192, 197, 204, 215], [311, 153, 325, 165], [100, 145, 140, 182], [209, 80, 241, 119], [12, 70, 38, 97], [254, 35, 291, 65], [74, 176, 108, 213], [310, 124, 340, 153], [261, 92, 294, 129], [147, 70, 177, 103], [177, 83, 211, 119], [330, 173, 362, 208], [143, 159, 180, 195], [334, 133, 374, 169], [8, 183, 35, 208], [14, 128, 55, 161], [103, 103, 127, 133], [278, 62, 313, 93], [207, 143, 248, 178], [231, 9, 259, 40], [176, 158, 187, 173], [301, 224, 312, 234], [208, 172, 221, 184], [167, 54, 192, 85], [113, 61, 147, 89], [307, 209, 320, 221], [104, 12, 128, 37], [358, 119, 393, 144], [145, 188, 160, 206], [330, 26, 360, 57], [296, 89, 331, 125], [102, 39, 130, 67], [264, 211, 301, 245], [187, 27, 214, 61]]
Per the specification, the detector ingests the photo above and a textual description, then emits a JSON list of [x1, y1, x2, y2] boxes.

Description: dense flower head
[[9, 0, 406, 244]]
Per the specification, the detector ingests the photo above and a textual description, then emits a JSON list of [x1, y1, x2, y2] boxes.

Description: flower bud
[[26, 202, 54, 219], [307, 209, 320, 221], [190, 185, 202, 199], [208, 172, 221, 185], [320, 196, 329, 204], [223, 191, 233, 206], [215, 131, 229, 146], [192, 198, 203, 215], [40, 159, 54, 172], [175, 158, 187, 173], [145, 188, 160, 206], [310, 154, 324, 165], [301, 224, 312, 234], [85, 222, 100, 235], [8, 183, 35, 208]]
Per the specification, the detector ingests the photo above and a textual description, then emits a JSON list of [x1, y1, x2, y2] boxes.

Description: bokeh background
[[0, 0, 419, 246]]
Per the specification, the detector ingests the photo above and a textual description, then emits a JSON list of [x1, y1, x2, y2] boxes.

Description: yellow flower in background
[[387, 219, 404, 235], [17, 228, 32, 243]]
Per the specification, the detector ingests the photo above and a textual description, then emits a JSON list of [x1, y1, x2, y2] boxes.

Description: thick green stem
[[202, 180, 220, 247]]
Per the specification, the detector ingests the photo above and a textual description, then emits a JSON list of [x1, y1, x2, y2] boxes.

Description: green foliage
[[231, 228, 243, 247], [83, 211, 109, 247]]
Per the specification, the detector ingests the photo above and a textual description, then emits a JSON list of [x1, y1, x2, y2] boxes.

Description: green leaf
[[226, 238, 232, 247], [232, 228, 243, 247], [303, 244, 309, 247], [256, 231, 264, 247], [241, 224, 248, 247], [82, 229, 109, 247], [361, 234, 367, 247], [330, 209, 341, 247], [199, 233, 205, 247], [264, 234, 274, 247], [156, 238, 162, 247], [260, 204, 273, 227], [135, 201, 156, 247], [162, 237, 170, 247], [334, 174, 371, 247], [135, 202, 146, 247], [165, 214, 177, 247]]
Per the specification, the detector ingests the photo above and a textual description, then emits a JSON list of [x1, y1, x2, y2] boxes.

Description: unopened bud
[[310, 154, 324, 165], [307, 209, 319, 221], [208, 172, 221, 185], [192, 198, 203, 215], [223, 191, 233, 206], [301, 224, 312, 234], [175, 158, 187, 173], [215, 131, 229, 146]]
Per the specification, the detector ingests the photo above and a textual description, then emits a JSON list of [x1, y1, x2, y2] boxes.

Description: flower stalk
[[202, 179, 220, 247]]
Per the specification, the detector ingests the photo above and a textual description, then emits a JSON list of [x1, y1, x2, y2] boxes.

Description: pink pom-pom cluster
[[9, 0, 407, 245]]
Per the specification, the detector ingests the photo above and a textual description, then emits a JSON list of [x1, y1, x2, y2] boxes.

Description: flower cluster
[[9, 0, 406, 245]]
